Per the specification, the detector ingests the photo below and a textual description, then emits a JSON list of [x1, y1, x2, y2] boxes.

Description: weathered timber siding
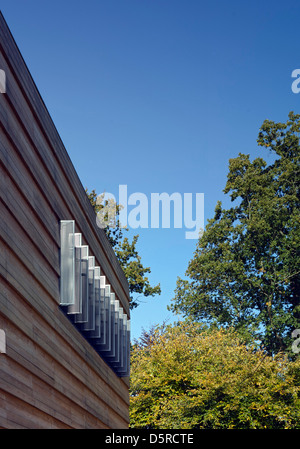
[[0, 12, 130, 429]]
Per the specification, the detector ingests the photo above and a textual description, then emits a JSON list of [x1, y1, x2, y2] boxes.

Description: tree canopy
[[130, 321, 300, 429], [169, 112, 300, 355], [87, 189, 161, 309]]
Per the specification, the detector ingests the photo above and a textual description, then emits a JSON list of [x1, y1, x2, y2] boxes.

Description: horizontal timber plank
[[0, 269, 129, 401], [0, 128, 60, 244], [0, 47, 130, 315], [0, 12, 130, 428], [0, 275, 129, 422], [0, 357, 117, 428], [0, 321, 129, 428], [0, 161, 60, 275], [0, 200, 59, 300], [0, 389, 75, 429]]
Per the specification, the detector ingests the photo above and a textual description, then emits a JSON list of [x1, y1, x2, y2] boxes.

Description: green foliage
[[130, 321, 300, 429], [86, 189, 161, 309], [169, 112, 300, 354]]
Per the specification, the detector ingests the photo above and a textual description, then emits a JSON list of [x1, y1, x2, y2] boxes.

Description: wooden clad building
[[0, 12, 131, 429]]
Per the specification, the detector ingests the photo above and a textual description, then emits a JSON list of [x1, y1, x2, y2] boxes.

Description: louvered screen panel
[[68, 234, 82, 314], [60, 220, 75, 305], [94, 284, 113, 351], [88, 267, 101, 338], [60, 220, 130, 377], [82, 256, 96, 331], [74, 245, 89, 324]]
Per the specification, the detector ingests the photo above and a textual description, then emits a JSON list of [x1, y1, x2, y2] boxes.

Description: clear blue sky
[[1, 0, 299, 340]]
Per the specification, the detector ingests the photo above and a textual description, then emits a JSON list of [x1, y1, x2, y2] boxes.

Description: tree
[[86, 189, 161, 309], [130, 321, 300, 429], [169, 112, 300, 354]]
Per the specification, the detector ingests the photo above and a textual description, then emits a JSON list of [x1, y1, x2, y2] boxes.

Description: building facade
[[0, 12, 130, 429]]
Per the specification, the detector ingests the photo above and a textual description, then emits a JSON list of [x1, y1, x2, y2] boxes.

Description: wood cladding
[[0, 12, 130, 428]]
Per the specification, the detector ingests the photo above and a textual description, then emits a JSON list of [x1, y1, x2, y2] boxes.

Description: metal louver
[[59, 220, 130, 377]]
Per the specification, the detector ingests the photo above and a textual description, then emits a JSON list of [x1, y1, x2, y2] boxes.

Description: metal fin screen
[[59, 220, 130, 377]]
